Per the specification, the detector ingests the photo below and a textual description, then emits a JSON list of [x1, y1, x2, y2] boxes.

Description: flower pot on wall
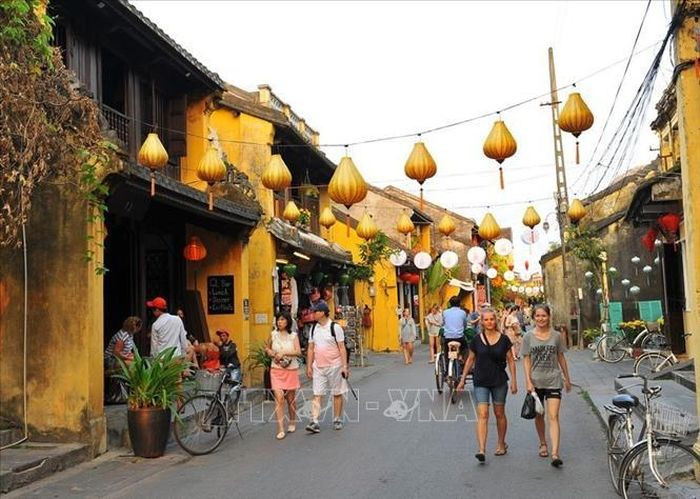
[[127, 407, 171, 458]]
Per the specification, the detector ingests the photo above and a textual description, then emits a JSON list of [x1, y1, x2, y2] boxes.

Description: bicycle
[[434, 339, 465, 404], [597, 327, 669, 364], [173, 364, 243, 455], [633, 334, 691, 376], [610, 373, 699, 498]]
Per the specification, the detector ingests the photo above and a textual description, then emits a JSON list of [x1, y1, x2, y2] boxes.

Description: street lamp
[[542, 212, 559, 234]]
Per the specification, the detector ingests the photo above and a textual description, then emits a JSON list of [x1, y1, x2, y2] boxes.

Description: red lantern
[[641, 228, 657, 253], [399, 272, 412, 283], [658, 213, 681, 238], [408, 274, 421, 285], [183, 236, 207, 261], [508, 263, 514, 271], [524, 260, 530, 271]]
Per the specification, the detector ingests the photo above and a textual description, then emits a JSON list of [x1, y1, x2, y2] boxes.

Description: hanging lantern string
[[89, 41, 660, 152]]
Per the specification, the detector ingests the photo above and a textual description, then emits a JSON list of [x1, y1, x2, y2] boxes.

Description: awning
[[267, 218, 353, 265], [448, 278, 475, 292], [624, 171, 682, 227]]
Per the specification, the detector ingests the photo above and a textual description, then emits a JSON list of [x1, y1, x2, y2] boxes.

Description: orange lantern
[[404, 140, 437, 209], [356, 212, 379, 241], [438, 213, 456, 237], [568, 198, 586, 224], [328, 155, 368, 235], [283, 200, 301, 224], [522, 206, 541, 229], [558, 92, 594, 164], [197, 143, 227, 210], [261, 154, 292, 191], [183, 236, 207, 261], [483, 119, 517, 189], [478, 212, 501, 241], [138, 132, 169, 196]]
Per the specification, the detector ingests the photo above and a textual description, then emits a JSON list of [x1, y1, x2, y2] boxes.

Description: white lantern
[[642, 265, 652, 274], [631, 256, 641, 264], [584, 271, 594, 279], [608, 267, 618, 274], [518, 286, 525, 293], [596, 288, 603, 295], [494, 238, 513, 256], [471, 263, 484, 274], [467, 246, 486, 264], [520, 272, 530, 282], [389, 250, 407, 267], [621, 279, 631, 287], [504, 270, 515, 281], [486, 268, 498, 279], [414, 251, 432, 270], [510, 285, 518, 292], [521, 229, 540, 245], [654, 256, 660, 265], [654, 239, 663, 248], [439, 251, 459, 269], [630, 285, 641, 295]]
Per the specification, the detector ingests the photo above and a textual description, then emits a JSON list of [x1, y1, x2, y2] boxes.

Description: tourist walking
[[458, 308, 517, 462], [425, 304, 443, 363], [146, 296, 188, 357], [521, 303, 572, 468], [399, 308, 417, 364], [265, 312, 301, 440], [305, 301, 348, 433], [505, 305, 522, 360]]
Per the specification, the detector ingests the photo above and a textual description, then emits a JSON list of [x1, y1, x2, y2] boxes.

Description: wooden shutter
[[601, 302, 623, 332], [638, 300, 663, 322], [168, 95, 188, 158]]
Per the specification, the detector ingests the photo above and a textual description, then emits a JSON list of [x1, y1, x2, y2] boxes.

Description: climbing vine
[[566, 224, 606, 282], [349, 231, 393, 282], [0, 0, 114, 272]]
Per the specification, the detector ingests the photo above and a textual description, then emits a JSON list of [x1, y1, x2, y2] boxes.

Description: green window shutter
[[600, 302, 624, 332], [638, 300, 663, 322]]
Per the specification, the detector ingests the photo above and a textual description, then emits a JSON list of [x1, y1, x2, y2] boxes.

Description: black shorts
[[535, 388, 562, 403]]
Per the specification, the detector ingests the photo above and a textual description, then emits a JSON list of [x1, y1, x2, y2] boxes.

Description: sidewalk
[[566, 348, 637, 427]]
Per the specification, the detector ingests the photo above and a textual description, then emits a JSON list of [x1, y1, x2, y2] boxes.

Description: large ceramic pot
[[127, 407, 171, 458]]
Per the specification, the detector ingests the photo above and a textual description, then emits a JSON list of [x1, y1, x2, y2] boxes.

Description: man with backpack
[[305, 301, 349, 433]]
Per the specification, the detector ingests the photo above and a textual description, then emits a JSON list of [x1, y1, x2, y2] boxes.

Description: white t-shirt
[[310, 320, 345, 368], [150, 313, 188, 357]]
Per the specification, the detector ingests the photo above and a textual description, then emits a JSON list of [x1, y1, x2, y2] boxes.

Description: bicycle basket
[[194, 370, 224, 392], [650, 401, 697, 438]]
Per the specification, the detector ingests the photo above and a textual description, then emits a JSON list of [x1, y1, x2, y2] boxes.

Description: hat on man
[[146, 296, 167, 310], [215, 329, 230, 338], [312, 300, 329, 313]]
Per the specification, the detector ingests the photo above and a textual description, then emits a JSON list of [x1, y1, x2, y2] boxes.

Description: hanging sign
[[207, 275, 234, 314]]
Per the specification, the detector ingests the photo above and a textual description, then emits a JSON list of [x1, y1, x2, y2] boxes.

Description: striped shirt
[[105, 330, 135, 362]]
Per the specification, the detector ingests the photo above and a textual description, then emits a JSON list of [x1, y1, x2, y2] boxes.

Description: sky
[[133, 0, 672, 275]]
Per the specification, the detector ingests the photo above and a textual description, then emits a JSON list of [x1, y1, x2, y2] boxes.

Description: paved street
[[11, 346, 616, 499]]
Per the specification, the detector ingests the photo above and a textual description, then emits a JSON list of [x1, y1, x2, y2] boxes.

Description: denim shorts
[[473, 384, 508, 405]]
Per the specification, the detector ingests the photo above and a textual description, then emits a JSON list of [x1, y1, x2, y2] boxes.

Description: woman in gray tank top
[[521, 304, 572, 468]]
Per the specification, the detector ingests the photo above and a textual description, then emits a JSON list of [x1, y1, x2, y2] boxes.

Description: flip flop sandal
[[494, 444, 508, 456], [551, 456, 563, 468], [475, 452, 486, 463], [539, 443, 549, 457]]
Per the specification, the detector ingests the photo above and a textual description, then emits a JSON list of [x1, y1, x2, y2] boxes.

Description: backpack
[[310, 321, 351, 361]]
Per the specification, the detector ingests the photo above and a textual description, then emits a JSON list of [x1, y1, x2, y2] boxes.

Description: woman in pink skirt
[[265, 311, 301, 440]]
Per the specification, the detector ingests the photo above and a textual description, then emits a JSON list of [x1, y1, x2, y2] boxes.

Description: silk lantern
[[438, 214, 456, 238], [328, 156, 368, 235], [183, 236, 207, 261], [319, 207, 337, 230], [404, 141, 437, 209], [483, 119, 517, 189], [283, 200, 301, 224], [478, 212, 501, 241], [197, 143, 227, 210], [261, 154, 292, 191], [397, 211, 415, 248], [658, 213, 681, 246], [357, 212, 378, 241], [641, 227, 658, 253], [522, 206, 541, 229], [558, 92, 594, 164], [568, 198, 586, 224], [138, 132, 169, 196]]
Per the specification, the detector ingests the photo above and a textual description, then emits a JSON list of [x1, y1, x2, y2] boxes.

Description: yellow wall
[[329, 220, 400, 352]]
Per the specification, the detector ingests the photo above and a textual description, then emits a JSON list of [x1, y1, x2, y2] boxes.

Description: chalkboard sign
[[207, 275, 234, 315]]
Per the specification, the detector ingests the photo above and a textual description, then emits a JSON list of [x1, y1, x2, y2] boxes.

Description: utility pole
[[543, 47, 579, 344]]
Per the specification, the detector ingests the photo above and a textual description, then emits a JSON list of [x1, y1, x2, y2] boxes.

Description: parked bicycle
[[597, 327, 669, 364], [173, 364, 243, 455], [606, 373, 699, 498], [633, 334, 691, 376]]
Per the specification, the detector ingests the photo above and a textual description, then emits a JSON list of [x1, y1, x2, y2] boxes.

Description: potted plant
[[246, 343, 273, 400], [114, 347, 189, 458]]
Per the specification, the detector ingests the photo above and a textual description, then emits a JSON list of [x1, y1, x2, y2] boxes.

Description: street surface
[[12, 346, 616, 499]]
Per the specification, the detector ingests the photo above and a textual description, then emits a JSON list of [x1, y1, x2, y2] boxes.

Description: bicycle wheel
[[450, 362, 462, 404], [607, 414, 631, 495], [435, 355, 445, 394], [598, 334, 627, 363], [618, 438, 700, 498], [640, 332, 669, 351], [634, 352, 674, 376], [173, 395, 228, 456]]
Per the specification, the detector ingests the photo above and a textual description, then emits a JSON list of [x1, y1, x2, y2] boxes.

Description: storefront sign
[[243, 299, 250, 320], [207, 275, 234, 315], [254, 313, 268, 325]]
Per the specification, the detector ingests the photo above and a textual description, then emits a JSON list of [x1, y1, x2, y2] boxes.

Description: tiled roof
[[267, 218, 353, 265]]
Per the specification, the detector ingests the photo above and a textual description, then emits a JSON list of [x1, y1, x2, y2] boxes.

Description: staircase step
[[0, 428, 23, 448]]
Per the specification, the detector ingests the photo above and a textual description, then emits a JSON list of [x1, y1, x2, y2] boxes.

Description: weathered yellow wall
[[329, 220, 400, 352], [0, 185, 106, 455]]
